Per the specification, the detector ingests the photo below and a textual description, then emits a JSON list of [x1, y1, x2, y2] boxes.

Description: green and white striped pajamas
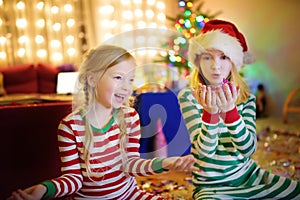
[[178, 88, 300, 199]]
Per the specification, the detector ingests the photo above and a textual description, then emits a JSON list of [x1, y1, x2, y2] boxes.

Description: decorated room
[[1, 0, 299, 199]]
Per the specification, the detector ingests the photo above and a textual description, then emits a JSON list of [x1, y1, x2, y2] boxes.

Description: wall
[[165, 0, 300, 117]]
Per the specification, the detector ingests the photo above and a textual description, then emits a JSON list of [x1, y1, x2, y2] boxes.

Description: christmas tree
[[156, 0, 221, 72]]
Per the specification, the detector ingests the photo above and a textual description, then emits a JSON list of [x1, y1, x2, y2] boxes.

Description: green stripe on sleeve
[[40, 181, 56, 199], [152, 158, 168, 173]]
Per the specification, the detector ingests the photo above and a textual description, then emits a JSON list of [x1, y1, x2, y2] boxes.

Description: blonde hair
[[74, 44, 134, 179], [189, 55, 250, 104]]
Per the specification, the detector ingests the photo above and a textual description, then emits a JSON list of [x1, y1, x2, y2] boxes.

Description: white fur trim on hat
[[188, 29, 244, 71]]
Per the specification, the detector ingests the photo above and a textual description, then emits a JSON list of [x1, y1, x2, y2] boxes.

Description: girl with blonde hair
[[8, 44, 197, 200], [178, 19, 300, 199]]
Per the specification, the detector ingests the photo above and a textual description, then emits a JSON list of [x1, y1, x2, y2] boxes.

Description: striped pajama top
[[41, 106, 164, 200], [178, 88, 300, 199]]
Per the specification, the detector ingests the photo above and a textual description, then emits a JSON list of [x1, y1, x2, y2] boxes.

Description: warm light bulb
[[157, 13, 165, 21], [147, 0, 155, 6], [16, 1, 25, 10], [0, 51, 6, 59], [145, 9, 154, 19], [37, 49, 47, 58], [99, 5, 114, 14], [16, 18, 27, 28], [51, 6, 59, 14], [64, 4, 73, 12], [156, 1, 165, 9], [36, 19, 45, 28], [67, 48, 76, 56], [159, 50, 167, 57], [53, 23, 61, 31], [66, 18, 75, 27], [17, 48, 26, 57], [121, 0, 130, 5], [35, 35, 44, 44], [51, 52, 63, 61], [36, 1, 44, 10], [190, 28, 196, 34], [18, 35, 29, 44], [65, 35, 74, 44], [0, 36, 6, 44]]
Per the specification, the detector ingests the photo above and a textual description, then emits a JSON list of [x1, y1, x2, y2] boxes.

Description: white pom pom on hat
[[188, 19, 255, 71]]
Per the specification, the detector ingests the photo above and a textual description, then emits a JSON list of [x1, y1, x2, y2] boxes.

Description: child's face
[[95, 59, 136, 109], [199, 49, 233, 86]]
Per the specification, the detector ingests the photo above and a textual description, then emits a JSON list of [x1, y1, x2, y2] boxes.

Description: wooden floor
[[136, 116, 300, 199]]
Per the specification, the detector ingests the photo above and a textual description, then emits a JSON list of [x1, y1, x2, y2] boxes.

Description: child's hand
[[7, 184, 46, 200], [216, 82, 239, 113], [193, 84, 219, 114], [162, 154, 199, 172]]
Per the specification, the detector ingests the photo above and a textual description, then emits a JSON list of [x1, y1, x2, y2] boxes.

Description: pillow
[[36, 63, 59, 93], [0, 64, 38, 94]]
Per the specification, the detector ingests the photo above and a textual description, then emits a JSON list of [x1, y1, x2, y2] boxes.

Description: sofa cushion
[[0, 64, 38, 94], [36, 63, 59, 93]]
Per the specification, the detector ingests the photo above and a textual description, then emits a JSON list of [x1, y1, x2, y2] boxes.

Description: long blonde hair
[[74, 44, 134, 178]]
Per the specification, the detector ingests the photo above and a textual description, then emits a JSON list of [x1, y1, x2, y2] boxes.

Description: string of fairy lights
[[175, 0, 210, 39], [0, 0, 86, 67], [0, 0, 167, 68]]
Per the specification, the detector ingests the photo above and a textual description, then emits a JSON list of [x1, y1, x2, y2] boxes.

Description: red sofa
[[1, 102, 72, 199], [0, 63, 76, 95], [0, 63, 76, 198]]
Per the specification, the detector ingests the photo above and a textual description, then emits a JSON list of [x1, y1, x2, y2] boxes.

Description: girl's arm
[[223, 94, 257, 158], [178, 88, 219, 158], [123, 107, 197, 176], [41, 116, 84, 199]]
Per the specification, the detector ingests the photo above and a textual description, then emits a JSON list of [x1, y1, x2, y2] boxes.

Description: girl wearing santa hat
[[178, 19, 300, 199]]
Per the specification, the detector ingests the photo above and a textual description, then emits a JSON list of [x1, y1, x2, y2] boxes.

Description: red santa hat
[[189, 19, 254, 71]]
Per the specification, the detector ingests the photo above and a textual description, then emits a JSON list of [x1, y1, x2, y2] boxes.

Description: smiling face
[[199, 49, 233, 86], [95, 58, 136, 109]]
